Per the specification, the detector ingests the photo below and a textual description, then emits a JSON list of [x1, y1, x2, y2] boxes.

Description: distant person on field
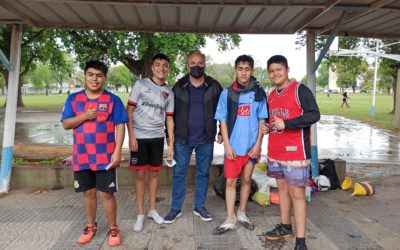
[[126, 53, 174, 232], [341, 92, 349, 108], [61, 60, 128, 247]]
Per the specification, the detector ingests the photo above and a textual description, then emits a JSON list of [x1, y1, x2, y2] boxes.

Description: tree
[[28, 63, 54, 91], [335, 58, 368, 92], [107, 65, 136, 92], [380, 40, 400, 113], [0, 74, 5, 95], [58, 31, 241, 82], [51, 52, 74, 94], [206, 63, 234, 88], [317, 60, 329, 88], [361, 68, 374, 92], [378, 61, 394, 95], [254, 67, 272, 88], [0, 25, 66, 106]]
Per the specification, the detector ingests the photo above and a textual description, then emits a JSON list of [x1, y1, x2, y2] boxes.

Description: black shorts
[[74, 169, 118, 193], [129, 137, 164, 171]]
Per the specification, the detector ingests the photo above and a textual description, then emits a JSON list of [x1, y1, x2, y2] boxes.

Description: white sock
[[133, 214, 144, 232], [148, 210, 164, 224]]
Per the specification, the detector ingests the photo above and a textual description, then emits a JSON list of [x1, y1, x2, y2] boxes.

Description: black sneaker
[[193, 207, 213, 222], [294, 239, 307, 250], [264, 223, 294, 240], [164, 210, 182, 224]]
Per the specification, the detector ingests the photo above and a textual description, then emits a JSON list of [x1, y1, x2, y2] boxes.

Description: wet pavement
[[1, 175, 399, 250], [1, 110, 399, 165]]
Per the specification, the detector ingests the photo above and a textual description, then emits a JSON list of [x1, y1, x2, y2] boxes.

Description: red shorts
[[224, 156, 256, 179]]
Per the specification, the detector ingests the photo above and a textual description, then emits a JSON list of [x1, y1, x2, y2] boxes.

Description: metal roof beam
[[319, 0, 395, 35], [22, 0, 326, 8], [296, 0, 340, 32], [0, 49, 13, 71], [312, 11, 347, 73]]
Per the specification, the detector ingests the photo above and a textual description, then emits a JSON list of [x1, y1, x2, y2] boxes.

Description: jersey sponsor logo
[[162, 91, 169, 99], [98, 103, 108, 112], [96, 112, 109, 122], [238, 105, 250, 116], [141, 102, 165, 112]]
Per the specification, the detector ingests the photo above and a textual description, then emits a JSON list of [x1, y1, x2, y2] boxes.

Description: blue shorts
[[267, 158, 310, 187]]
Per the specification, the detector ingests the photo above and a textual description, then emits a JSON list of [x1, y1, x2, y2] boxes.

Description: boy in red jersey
[[61, 61, 128, 247], [262, 55, 320, 250]]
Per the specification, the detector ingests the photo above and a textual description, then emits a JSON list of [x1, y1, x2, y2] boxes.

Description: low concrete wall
[[10, 164, 224, 190], [10, 158, 346, 190]]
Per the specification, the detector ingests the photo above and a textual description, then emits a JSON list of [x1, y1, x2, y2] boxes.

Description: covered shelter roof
[[0, 0, 400, 39]]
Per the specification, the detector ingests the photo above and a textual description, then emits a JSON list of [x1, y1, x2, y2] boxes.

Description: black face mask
[[189, 66, 205, 79]]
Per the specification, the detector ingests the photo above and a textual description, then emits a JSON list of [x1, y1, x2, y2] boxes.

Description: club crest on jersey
[[99, 103, 108, 111], [130, 156, 138, 165], [162, 91, 169, 99]]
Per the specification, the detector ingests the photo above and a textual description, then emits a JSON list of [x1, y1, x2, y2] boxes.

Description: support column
[[395, 67, 400, 129], [306, 30, 319, 177], [0, 25, 22, 193]]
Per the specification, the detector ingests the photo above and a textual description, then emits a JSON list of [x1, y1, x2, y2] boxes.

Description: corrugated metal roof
[[0, 0, 399, 39]]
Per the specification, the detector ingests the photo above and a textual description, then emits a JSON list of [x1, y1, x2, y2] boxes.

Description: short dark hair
[[84, 60, 108, 76], [235, 55, 254, 68], [267, 55, 288, 69], [152, 53, 170, 63]]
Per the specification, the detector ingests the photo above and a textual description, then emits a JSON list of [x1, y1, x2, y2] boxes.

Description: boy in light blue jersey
[[213, 55, 268, 235]]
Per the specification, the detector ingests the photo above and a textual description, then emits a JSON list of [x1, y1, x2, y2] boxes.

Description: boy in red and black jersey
[[61, 61, 128, 247], [262, 55, 320, 250]]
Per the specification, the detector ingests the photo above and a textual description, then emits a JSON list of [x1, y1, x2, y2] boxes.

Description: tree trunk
[[352, 85, 355, 93], [387, 87, 391, 95], [125, 85, 129, 93], [17, 78, 25, 107], [391, 72, 398, 114]]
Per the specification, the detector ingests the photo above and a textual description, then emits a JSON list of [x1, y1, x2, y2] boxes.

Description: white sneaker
[[133, 214, 144, 232], [237, 209, 255, 230], [212, 215, 238, 235], [148, 210, 164, 224]]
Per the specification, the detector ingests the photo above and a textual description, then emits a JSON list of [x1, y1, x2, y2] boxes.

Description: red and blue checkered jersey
[[61, 89, 128, 171]]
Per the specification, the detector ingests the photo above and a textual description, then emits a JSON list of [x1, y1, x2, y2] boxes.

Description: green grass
[[316, 92, 396, 130], [12, 157, 58, 165], [0, 92, 397, 131]]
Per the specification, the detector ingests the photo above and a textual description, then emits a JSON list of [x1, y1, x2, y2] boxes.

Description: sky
[[203, 34, 308, 80]]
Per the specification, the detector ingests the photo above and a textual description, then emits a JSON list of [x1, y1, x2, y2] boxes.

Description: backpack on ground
[[319, 159, 340, 190]]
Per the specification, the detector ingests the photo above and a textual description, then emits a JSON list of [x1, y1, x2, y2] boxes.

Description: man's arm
[[62, 104, 96, 130], [283, 84, 320, 129]]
